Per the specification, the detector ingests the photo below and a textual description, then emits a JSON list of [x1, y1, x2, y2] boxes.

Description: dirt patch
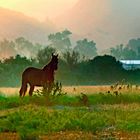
[[0, 132, 19, 140], [40, 131, 95, 140], [40, 131, 140, 140], [1, 131, 140, 140]]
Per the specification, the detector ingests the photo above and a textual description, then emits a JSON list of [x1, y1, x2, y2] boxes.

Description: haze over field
[[0, 0, 140, 51]]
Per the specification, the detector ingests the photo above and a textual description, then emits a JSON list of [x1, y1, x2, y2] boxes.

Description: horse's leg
[[29, 85, 34, 96], [48, 82, 53, 93], [19, 87, 23, 97], [19, 81, 28, 97], [22, 84, 27, 97]]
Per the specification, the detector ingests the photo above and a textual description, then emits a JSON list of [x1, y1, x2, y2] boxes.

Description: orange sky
[[0, 0, 78, 21]]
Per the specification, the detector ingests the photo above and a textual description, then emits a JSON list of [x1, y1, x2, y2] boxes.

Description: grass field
[[0, 86, 109, 96], [0, 85, 139, 96], [0, 86, 140, 139]]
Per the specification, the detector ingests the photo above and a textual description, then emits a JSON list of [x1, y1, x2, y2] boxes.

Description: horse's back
[[23, 67, 41, 73], [22, 67, 45, 85], [23, 67, 42, 76]]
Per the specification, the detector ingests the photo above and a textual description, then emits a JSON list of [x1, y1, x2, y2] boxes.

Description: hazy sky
[[0, 0, 78, 21], [0, 0, 140, 51]]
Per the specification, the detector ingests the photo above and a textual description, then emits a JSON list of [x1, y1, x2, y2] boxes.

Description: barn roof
[[120, 60, 140, 65]]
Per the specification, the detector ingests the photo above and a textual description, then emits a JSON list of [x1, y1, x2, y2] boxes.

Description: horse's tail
[[19, 77, 28, 97]]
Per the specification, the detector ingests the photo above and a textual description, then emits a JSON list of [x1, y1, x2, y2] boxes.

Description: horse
[[19, 53, 58, 97]]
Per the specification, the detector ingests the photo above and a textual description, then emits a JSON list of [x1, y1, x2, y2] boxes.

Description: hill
[[54, 0, 140, 50], [0, 7, 56, 44]]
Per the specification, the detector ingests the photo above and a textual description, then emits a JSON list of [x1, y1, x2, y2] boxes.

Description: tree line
[[0, 30, 140, 86]]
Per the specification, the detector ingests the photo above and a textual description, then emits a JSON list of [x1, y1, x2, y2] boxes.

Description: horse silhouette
[[19, 53, 58, 97]]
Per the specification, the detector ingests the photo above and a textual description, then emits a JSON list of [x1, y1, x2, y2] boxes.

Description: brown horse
[[19, 53, 58, 97]]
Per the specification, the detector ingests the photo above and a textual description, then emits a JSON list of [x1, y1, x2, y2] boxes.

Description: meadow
[[0, 86, 140, 139]]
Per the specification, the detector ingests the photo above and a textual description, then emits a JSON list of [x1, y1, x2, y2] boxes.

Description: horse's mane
[[42, 54, 58, 71], [42, 61, 51, 71]]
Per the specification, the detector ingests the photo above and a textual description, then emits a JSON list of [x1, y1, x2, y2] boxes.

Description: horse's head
[[51, 53, 58, 70], [42, 53, 58, 72]]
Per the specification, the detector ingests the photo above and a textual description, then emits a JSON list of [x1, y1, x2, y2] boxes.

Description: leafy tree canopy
[[37, 46, 56, 65], [48, 29, 72, 52], [74, 38, 97, 60]]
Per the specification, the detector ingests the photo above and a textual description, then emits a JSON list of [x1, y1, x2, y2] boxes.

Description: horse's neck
[[43, 62, 50, 70], [42, 62, 54, 81]]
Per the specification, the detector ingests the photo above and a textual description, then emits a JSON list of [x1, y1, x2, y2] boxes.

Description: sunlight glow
[[0, 0, 78, 21]]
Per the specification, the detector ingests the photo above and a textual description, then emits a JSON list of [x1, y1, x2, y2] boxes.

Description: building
[[120, 60, 140, 70]]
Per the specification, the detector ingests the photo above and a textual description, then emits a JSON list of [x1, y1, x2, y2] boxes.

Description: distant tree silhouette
[[48, 29, 72, 52], [0, 54, 33, 87], [122, 47, 137, 60], [127, 38, 140, 58], [37, 46, 56, 65], [0, 39, 16, 59], [15, 37, 40, 58], [63, 50, 80, 69], [74, 38, 97, 60], [110, 38, 140, 60], [89, 55, 124, 82], [110, 44, 124, 60]]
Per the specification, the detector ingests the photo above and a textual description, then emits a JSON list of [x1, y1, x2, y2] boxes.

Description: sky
[[0, 0, 140, 51], [0, 0, 78, 21]]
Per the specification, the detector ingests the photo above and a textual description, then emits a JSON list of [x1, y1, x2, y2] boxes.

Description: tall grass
[[0, 91, 140, 139], [0, 92, 140, 110], [0, 105, 140, 139]]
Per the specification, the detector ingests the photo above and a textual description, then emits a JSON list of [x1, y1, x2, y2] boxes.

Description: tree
[[37, 46, 56, 65], [89, 55, 124, 81], [127, 38, 140, 58], [15, 37, 40, 58], [110, 44, 124, 60], [74, 38, 97, 60], [0, 54, 34, 87], [63, 50, 80, 69], [110, 42, 138, 60], [0, 39, 16, 59], [123, 47, 137, 60], [48, 29, 72, 52]]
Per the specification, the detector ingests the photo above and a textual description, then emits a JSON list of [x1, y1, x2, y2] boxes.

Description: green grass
[[1, 92, 140, 110], [0, 104, 140, 138], [0, 92, 140, 139], [0, 95, 31, 110], [88, 92, 140, 105]]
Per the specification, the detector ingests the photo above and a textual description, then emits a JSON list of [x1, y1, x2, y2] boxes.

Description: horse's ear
[[56, 54, 58, 57], [52, 53, 54, 57]]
